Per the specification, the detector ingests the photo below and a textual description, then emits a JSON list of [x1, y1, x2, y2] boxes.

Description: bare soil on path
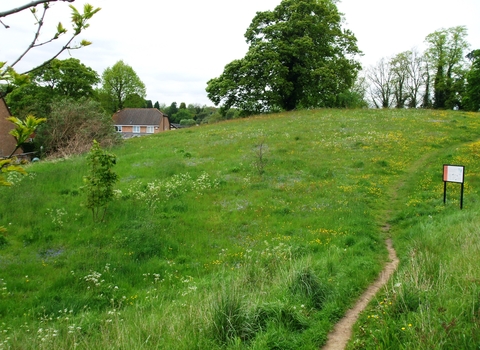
[[321, 238, 399, 350]]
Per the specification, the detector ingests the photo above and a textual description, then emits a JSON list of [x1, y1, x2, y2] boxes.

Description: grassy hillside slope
[[0, 109, 479, 349]]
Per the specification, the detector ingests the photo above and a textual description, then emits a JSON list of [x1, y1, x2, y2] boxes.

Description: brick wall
[[0, 98, 17, 158]]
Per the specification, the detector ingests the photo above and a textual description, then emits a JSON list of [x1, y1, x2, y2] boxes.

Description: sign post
[[443, 165, 465, 209]]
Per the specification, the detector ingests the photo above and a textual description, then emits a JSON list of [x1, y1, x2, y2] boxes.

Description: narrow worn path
[[321, 238, 399, 350], [321, 141, 472, 349]]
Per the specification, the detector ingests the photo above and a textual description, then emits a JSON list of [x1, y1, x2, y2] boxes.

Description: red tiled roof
[[112, 108, 167, 126]]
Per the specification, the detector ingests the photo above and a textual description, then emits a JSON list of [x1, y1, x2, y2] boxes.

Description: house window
[[115, 126, 122, 132], [147, 126, 154, 134], [133, 126, 140, 133]]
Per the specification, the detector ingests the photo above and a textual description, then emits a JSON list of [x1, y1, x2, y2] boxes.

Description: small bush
[[180, 119, 196, 127], [83, 141, 119, 222]]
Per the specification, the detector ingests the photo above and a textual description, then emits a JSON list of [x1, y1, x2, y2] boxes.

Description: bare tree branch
[[21, 36, 76, 75], [7, 3, 49, 71], [1, 2, 100, 78], [367, 58, 394, 108], [0, 19, 10, 28], [0, 0, 74, 18]]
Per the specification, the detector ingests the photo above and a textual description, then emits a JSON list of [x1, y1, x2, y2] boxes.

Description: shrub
[[83, 140, 119, 222], [36, 98, 121, 157], [179, 119, 196, 127]]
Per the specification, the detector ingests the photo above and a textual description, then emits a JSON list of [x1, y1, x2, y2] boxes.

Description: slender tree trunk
[[433, 64, 447, 109]]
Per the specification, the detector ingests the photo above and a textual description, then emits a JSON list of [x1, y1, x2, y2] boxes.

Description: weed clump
[[211, 290, 257, 345], [290, 268, 329, 310]]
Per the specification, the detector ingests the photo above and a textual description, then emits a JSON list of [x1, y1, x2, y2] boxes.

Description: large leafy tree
[[463, 50, 480, 111], [5, 82, 52, 118], [424, 26, 469, 109], [206, 0, 361, 114], [6, 58, 99, 118], [32, 58, 99, 98], [100, 60, 146, 113]]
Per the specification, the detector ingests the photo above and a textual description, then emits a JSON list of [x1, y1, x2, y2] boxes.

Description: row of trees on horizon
[[205, 1, 479, 114], [363, 26, 479, 111]]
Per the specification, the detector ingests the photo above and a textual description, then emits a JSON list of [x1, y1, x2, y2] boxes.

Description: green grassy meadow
[[1, 108, 479, 349]]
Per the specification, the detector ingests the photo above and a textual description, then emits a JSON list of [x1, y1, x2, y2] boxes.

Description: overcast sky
[[2, 0, 480, 106]]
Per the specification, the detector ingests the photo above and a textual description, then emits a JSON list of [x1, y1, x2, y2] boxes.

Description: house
[[0, 96, 19, 158], [112, 108, 170, 138]]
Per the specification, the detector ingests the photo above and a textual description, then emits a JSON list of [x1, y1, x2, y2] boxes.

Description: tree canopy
[[463, 49, 480, 111], [206, 0, 361, 115], [6, 58, 99, 118], [425, 26, 469, 109], [32, 58, 99, 98], [100, 60, 146, 113]]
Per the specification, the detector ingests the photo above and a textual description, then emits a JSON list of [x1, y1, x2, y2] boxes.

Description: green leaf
[[80, 40, 92, 47], [56, 22, 67, 35]]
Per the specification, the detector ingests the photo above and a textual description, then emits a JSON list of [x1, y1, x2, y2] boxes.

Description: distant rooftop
[[112, 108, 168, 125]]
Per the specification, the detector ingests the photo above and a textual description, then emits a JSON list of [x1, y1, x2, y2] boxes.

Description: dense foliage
[[34, 98, 120, 157], [425, 26, 469, 110], [6, 58, 99, 118], [83, 140, 118, 222], [463, 49, 480, 111], [32, 58, 99, 99], [206, 0, 361, 115], [99, 60, 147, 113]]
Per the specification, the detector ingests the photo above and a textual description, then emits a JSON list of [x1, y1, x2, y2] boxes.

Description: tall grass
[[0, 109, 479, 348], [349, 133, 480, 349]]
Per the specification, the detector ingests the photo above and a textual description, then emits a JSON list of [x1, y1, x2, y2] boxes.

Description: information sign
[[443, 164, 465, 209], [443, 165, 464, 183]]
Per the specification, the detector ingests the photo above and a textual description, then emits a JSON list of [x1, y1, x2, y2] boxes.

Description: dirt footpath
[[322, 238, 399, 350]]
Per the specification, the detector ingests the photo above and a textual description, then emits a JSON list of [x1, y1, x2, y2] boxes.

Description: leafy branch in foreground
[[1, 2, 101, 77], [83, 140, 118, 223], [0, 114, 45, 237], [0, 114, 45, 189], [6, 114, 46, 158]]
